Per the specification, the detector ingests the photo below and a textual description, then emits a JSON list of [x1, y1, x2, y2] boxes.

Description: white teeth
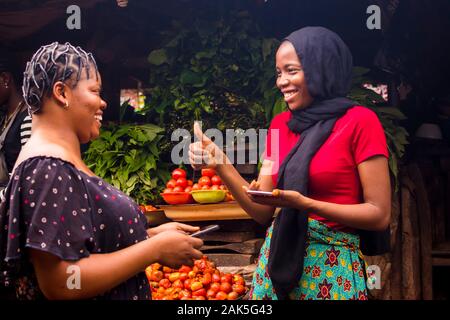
[[284, 91, 297, 98], [94, 115, 102, 121]]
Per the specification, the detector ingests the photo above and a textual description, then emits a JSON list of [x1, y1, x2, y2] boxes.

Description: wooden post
[[408, 164, 433, 300]]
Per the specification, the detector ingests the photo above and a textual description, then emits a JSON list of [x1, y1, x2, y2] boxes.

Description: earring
[[64, 101, 69, 109]]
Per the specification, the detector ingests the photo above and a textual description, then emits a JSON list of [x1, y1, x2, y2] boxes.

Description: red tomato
[[190, 281, 203, 291], [184, 279, 192, 290], [168, 272, 180, 282], [150, 270, 163, 282], [211, 175, 222, 185], [206, 289, 217, 299], [162, 266, 172, 273], [179, 265, 192, 273], [179, 290, 192, 299], [176, 177, 188, 188], [201, 168, 216, 178], [159, 278, 171, 289], [166, 179, 177, 189], [212, 273, 221, 283], [215, 291, 228, 300], [173, 279, 184, 289], [163, 188, 173, 193], [220, 282, 232, 294], [179, 272, 188, 281], [228, 291, 239, 300], [172, 186, 184, 192], [210, 282, 221, 292], [233, 275, 245, 285], [226, 193, 234, 201], [192, 288, 206, 297], [201, 273, 212, 286], [201, 185, 210, 190], [210, 185, 220, 191], [198, 176, 211, 187], [221, 274, 233, 284], [232, 284, 245, 295], [187, 180, 193, 186], [194, 296, 206, 300], [192, 183, 200, 190], [145, 267, 152, 280], [172, 168, 187, 180], [219, 185, 227, 190], [184, 186, 192, 193]]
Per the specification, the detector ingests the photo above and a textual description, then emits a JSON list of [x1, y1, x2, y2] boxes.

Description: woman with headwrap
[[189, 27, 390, 300], [0, 42, 203, 300]]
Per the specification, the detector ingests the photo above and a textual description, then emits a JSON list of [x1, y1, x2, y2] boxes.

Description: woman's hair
[[22, 42, 98, 114]]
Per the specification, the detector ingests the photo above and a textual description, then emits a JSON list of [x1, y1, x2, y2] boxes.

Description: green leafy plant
[[348, 67, 409, 192], [141, 11, 282, 144], [84, 123, 170, 204]]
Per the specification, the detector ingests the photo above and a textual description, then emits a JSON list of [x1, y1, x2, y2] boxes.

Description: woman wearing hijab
[[189, 27, 390, 300]]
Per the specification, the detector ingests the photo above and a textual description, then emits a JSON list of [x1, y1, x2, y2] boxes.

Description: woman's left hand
[[147, 222, 200, 237], [243, 181, 311, 210]]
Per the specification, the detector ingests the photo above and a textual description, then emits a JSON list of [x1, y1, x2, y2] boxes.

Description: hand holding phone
[[191, 224, 220, 238], [246, 190, 276, 198]]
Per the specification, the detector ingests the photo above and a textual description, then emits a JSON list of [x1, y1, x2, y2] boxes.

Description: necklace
[[1, 101, 24, 132]]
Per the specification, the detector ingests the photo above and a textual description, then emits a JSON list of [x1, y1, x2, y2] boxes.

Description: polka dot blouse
[[0, 156, 151, 300]]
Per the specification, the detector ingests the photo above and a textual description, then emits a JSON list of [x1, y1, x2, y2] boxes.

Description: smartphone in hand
[[246, 190, 276, 198], [191, 224, 220, 238]]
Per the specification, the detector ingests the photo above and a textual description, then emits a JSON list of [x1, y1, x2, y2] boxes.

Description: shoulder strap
[[0, 103, 26, 150]]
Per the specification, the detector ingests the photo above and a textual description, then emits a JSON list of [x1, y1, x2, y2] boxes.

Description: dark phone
[[191, 224, 220, 238]]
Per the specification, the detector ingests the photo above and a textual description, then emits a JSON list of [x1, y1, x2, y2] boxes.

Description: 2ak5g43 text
[[221, 304, 272, 316]]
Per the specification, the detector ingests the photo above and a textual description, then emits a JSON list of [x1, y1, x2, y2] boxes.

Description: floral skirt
[[250, 218, 368, 300]]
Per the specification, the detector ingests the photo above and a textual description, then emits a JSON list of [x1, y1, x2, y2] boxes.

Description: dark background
[[1, 0, 449, 124]]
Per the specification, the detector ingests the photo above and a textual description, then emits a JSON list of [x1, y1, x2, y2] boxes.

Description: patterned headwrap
[[22, 42, 98, 114]]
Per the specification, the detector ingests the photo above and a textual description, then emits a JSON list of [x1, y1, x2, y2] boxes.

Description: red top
[[264, 106, 389, 231]]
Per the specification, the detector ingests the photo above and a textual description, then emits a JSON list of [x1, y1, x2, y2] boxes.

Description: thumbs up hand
[[189, 122, 226, 170]]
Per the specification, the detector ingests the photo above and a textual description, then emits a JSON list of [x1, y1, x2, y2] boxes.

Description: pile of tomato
[[163, 168, 194, 194], [162, 168, 234, 202], [146, 256, 247, 300]]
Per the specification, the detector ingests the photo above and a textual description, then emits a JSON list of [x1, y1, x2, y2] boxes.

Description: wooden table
[[144, 202, 269, 271]]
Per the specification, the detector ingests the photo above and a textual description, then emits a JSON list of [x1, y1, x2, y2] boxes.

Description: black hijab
[[267, 26, 356, 299]]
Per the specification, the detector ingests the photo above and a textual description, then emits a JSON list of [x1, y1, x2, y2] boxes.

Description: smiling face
[[276, 41, 313, 111], [65, 67, 107, 143]]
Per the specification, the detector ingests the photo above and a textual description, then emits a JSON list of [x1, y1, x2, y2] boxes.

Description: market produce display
[[161, 168, 234, 204], [146, 256, 247, 300]]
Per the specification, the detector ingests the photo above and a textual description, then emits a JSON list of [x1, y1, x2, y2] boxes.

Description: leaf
[[262, 38, 274, 61], [272, 97, 286, 119], [180, 70, 204, 86], [376, 107, 407, 120], [148, 49, 168, 66]]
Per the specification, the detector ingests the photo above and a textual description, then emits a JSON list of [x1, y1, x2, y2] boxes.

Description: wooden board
[[200, 231, 256, 243], [159, 202, 253, 221], [202, 239, 264, 254], [207, 253, 256, 267]]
